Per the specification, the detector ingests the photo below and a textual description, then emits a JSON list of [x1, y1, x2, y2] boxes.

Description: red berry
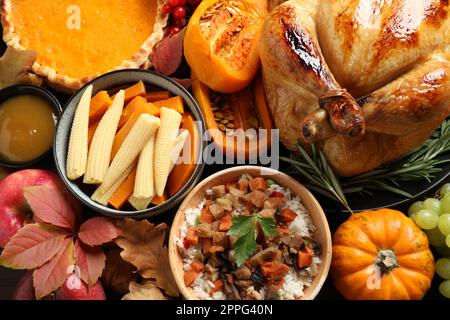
[[169, 26, 182, 35], [169, 0, 180, 7], [162, 4, 171, 14], [174, 18, 187, 27], [173, 5, 187, 20], [178, 0, 187, 5]]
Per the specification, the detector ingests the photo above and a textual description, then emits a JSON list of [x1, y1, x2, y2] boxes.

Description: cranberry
[[173, 5, 187, 20], [162, 3, 172, 14], [169, 0, 180, 7], [188, 0, 201, 5], [169, 26, 182, 35], [174, 18, 187, 27]]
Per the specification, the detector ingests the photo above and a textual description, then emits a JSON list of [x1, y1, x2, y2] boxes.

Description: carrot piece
[[111, 103, 160, 159], [276, 225, 290, 237], [298, 248, 313, 269], [260, 262, 289, 280], [184, 270, 198, 287], [89, 91, 112, 124], [201, 238, 212, 254], [147, 91, 171, 102], [226, 274, 234, 284], [210, 280, 223, 294], [249, 177, 268, 191], [108, 167, 137, 209], [186, 229, 199, 246], [151, 192, 167, 206], [190, 260, 205, 272], [167, 113, 199, 196], [279, 208, 297, 223], [88, 121, 100, 147], [200, 208, 214, 224], [118, 96, 148, 129], [219, 215, 233, 232], [153, 96, 184, 114]]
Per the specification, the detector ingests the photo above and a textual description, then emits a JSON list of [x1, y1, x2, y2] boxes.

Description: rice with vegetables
[[177, 174, 321, 300]]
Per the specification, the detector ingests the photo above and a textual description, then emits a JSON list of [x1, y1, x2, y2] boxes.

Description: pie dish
[[1, 0, 167, 92]]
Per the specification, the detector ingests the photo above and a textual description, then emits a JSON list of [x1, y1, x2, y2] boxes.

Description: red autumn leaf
[[74, 239, 105, 288], [33, 238, 75, 298], [0, 224, 69, 269], [78, 217, 120, 247], [24, 186, 77, 231]]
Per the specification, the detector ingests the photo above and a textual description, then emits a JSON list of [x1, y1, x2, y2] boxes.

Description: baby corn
[[92, 161, 136, 206], [66, 85, 93, 180], [169, 130, 189, 173], [133, 133, 156, 199], [101, 114, 160, 192], [128, 196, 153, 211], [154, 107, 182, 197], [84, 90, 125, 184]]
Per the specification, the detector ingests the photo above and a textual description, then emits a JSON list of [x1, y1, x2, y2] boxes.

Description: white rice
[[177, 182, 321, 300]]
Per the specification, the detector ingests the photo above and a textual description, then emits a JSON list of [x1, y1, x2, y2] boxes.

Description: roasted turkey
[[260, 0, 450, 176]]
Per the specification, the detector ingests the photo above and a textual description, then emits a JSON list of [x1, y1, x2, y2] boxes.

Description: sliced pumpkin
[[184, 0, 268, 93], [152, 96, 184, 114], [191, 72, 273, 158], [167, 113, 200, 196]]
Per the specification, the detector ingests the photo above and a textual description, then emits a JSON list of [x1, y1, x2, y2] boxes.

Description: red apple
[[0, 169, 81, 248], [12, 271, 35, 300], [55, 273, 106, 300]]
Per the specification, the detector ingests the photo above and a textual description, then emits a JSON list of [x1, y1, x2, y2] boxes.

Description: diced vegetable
[[201, 238, 212, 254], [118, 96, 160, 129], [167, 113, 200, 196], [184, 270, 198, 287], [89, 91, 112, 124], [84, 90, 125, 184], [219, 215, 233, 232], [153, 96, 184, 114], [108, 167, 137, 209], [200, 208, 214, 224], [278, 208, 297, 223], [66, 85, 93, 180], [260, 262, 289, 280], [154, 107, 183, 196], [119, 81, 147, 103], [186, 229, 199, 246], [190, 260, 205, 272], [147, 91, 170, 102], [249, 177, 268, 191], [297, 248, 313, 269], [210, 280, 223, 294], [102, 114, 160, 192], [133, 133, 156, 199], [91, 161, 136, 205]]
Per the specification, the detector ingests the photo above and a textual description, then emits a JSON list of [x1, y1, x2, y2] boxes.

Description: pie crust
[[1, 0, 168, 92]]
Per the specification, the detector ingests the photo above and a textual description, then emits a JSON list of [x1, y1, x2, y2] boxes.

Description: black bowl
[[0, 84, 62, 169], [54, 70, 206, 219]]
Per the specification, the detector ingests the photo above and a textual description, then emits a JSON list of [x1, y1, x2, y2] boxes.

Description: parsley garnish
[[227, 215, 278, 266]]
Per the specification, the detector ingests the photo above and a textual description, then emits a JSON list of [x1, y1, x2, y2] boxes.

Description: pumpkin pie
[[1, 0, 167, 92]]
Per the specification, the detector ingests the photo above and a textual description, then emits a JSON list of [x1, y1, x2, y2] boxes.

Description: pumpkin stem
[[375, 249, 398, 274]]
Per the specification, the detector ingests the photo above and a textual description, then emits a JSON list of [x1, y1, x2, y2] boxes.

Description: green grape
[[426, 228, 447, 247], [414, 209, 439, 230], [423, 198, 442, 215], [435, 245, 450, 257], [408, 201, 424, 217], [438, 214, 450, 236], [442, 193, 450, 214], [447, 234, 450, 248], [440, 183, 450, 197], [439, 280, 450, 299], [436, 258, 450, 280]]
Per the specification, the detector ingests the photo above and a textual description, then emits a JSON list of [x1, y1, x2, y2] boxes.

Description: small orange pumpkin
[[332, 209, 435, 300]]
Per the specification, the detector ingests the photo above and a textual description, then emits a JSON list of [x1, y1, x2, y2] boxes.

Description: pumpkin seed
[[221, 119, 229, 125], [219, 124, 227, 132], [215, 112, 224, 119], [227, 123, 235, 129]]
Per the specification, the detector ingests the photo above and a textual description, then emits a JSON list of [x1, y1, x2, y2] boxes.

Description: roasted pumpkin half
[[192, 72, 273, 159], [332, 209, 435, 300], [184, 0, 268, 93]]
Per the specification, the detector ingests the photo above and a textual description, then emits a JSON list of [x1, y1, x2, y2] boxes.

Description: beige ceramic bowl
[[168, 166, 332, 300]]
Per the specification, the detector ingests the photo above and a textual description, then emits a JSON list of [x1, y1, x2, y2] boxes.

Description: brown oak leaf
[[122, 281, 166, 300], [115, 219, 179, 297], [0, 46, 42, 89], [102, 247, 138, 295]]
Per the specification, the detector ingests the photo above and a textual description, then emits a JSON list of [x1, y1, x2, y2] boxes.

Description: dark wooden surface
[[0, 20, 448, 301]]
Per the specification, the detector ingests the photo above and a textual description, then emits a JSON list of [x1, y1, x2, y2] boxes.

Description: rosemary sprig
[[280, 120, 450, 212]]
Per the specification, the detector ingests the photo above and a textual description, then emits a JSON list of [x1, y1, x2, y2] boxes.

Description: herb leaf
[[258, 218, 278, 238], [228, 215, 278, 266]]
